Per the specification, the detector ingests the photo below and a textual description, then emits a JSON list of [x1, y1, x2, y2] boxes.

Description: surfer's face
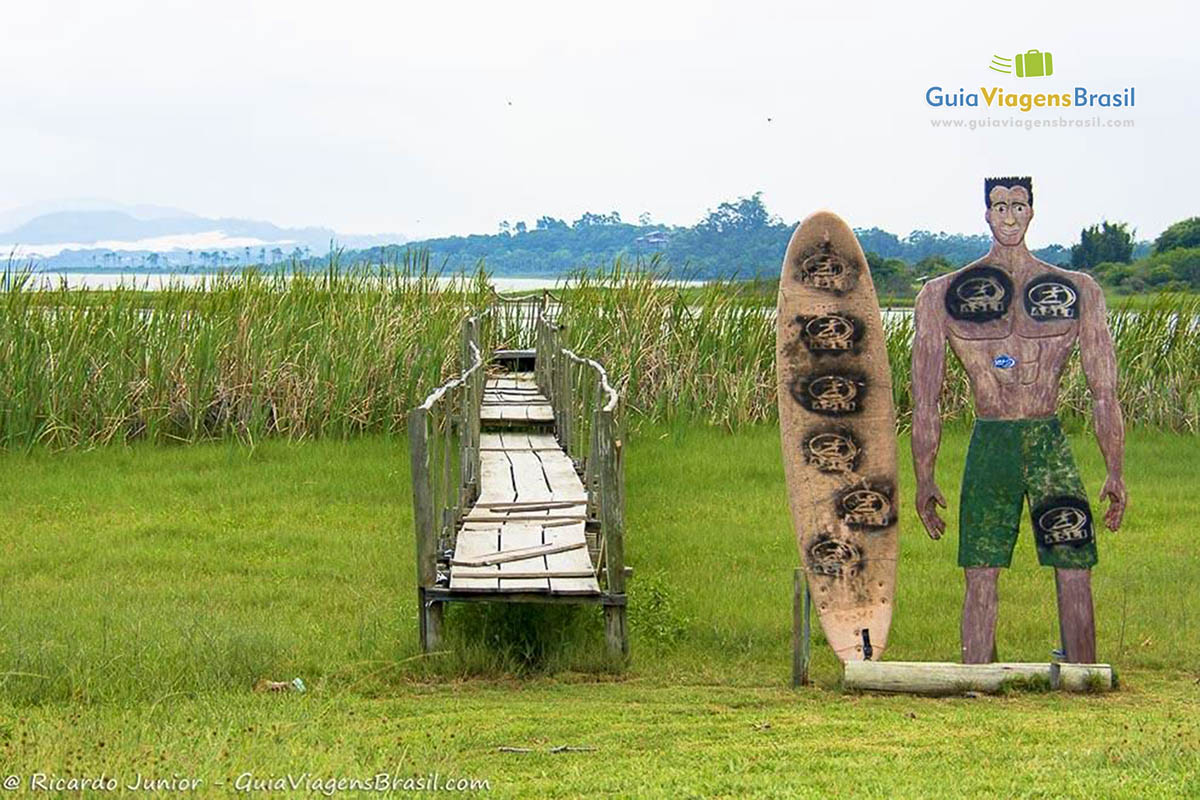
[[985, 185, 1033, 247]]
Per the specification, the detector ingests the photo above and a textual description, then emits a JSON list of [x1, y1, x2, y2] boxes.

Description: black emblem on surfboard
[[794, 241, 859, 294], [1032, 496, 1094, 548], [791, 372, 867, 416], [807, 536, 866, 578], [1024, 274, 1080, 320], [945, 265, 1013, 322], [796, 313, 864, 354], [803, 427, 863, 474], [836, 480, 896, 529]]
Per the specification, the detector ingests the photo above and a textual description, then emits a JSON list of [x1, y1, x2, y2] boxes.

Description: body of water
[[20, 271, 580, 292]]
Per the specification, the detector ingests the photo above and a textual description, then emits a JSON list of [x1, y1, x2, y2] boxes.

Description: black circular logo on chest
[[1024, 274, 1080, 321], [945, 266, 1014, 322]]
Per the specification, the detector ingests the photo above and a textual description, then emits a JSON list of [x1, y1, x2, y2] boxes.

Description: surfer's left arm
[[1078, 276, 1126, 531]]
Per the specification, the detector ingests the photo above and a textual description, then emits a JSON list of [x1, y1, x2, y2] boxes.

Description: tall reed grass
[[1, 259, 1197, 448], [0, 254, 492, 449], [554, 268, 1200, 433]]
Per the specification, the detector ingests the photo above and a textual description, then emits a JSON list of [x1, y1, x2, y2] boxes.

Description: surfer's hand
[[916, 483, 947, 539], [1100, 475, 1127, 531]]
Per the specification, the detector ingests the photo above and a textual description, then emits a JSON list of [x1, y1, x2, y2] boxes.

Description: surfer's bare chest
[[940, 265, 1083, 413]]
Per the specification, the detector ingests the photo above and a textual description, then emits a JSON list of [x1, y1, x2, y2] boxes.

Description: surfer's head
[[984, 176, 1033, 247]]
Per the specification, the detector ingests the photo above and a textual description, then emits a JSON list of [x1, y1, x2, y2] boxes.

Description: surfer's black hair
[[984, 176, 1033, 207]]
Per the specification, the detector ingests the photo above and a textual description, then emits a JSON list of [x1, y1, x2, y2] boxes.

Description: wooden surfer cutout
[[776, 211, 899, 663]]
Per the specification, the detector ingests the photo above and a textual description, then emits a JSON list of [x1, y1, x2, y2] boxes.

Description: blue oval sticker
[[993, 354, 1016, 369]]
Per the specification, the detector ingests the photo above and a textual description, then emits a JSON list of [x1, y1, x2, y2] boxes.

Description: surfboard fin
[[862, 629, 874, 661]]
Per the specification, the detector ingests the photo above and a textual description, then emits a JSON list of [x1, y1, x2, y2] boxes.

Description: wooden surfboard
[[776, 211, 898, 663]]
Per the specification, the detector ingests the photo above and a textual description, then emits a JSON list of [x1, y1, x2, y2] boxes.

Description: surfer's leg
[[963, 566, 1001, 663], [1024, 418, 1098, 661], [1055, 568, 1097, 663], [959, 420, 1023, 663]]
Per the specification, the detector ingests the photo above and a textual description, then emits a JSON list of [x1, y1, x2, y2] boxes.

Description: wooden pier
[[409, 296, 628, 659]]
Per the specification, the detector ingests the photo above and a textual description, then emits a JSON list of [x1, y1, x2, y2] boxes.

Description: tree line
[[343, 194, 1196, 295]]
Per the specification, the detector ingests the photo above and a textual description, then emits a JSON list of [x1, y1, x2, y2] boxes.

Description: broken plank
[[545, 523, 601, 595], [454, 569, 595, 579], [497, 524, 549, 591], [450, 540, 586, 567], [464, 515, 587, 523], [450, 528, 501, 591]]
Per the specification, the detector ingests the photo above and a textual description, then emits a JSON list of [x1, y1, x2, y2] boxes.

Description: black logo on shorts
[[791, 372, 867, 416], [797, 313, 863, 354], [803, 427, 862, 474], [1024, 275, 1080, 320], [1032, 496, 1094, 548], [946, 265, 1014, 322], [794, 242, 859, 294], [807, 536, 866, 578], [836, 480, 896, 529]]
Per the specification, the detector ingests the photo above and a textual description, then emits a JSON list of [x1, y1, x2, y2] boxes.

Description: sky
[[0, 0, 1195, 246]]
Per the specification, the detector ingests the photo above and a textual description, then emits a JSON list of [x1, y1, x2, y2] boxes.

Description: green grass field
[[2, 425, 1198, 797]]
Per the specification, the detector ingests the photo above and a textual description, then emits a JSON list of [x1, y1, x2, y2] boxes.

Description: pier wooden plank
[[477, 451, 516, 504], [545, 524, 601, 594], [450, 528, 501, 591], [526, 433, 560, 450], [450, 370, 603, 598], [539, 451, 589, 503], [508, 450, 553, 502], [497, 524, 549, 591]]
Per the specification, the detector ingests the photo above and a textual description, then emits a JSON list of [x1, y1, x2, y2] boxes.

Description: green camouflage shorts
[[959, 417, 1097, 570]]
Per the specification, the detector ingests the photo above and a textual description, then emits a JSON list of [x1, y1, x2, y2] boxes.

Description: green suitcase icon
[[1015, 49, 1053, 78]]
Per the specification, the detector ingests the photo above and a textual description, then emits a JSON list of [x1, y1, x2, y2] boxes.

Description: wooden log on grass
[[843, 661, 1114, 695]]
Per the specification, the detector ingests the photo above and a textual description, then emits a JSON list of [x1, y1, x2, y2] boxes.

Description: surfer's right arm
[[911, 280, 948, 539]]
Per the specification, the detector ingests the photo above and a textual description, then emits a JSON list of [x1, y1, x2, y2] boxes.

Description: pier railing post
[[599, 406, 628, 658], [409, 407, 440, 651]]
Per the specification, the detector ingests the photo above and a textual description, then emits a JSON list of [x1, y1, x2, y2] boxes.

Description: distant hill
[[4, 194, 1156, 279], [0, 198, 197, 233], [0, 203, 405, 266]]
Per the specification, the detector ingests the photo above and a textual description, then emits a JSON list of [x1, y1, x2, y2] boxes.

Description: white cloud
[[0, 0, 1195, 244], [0, 231, 290, 259]]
